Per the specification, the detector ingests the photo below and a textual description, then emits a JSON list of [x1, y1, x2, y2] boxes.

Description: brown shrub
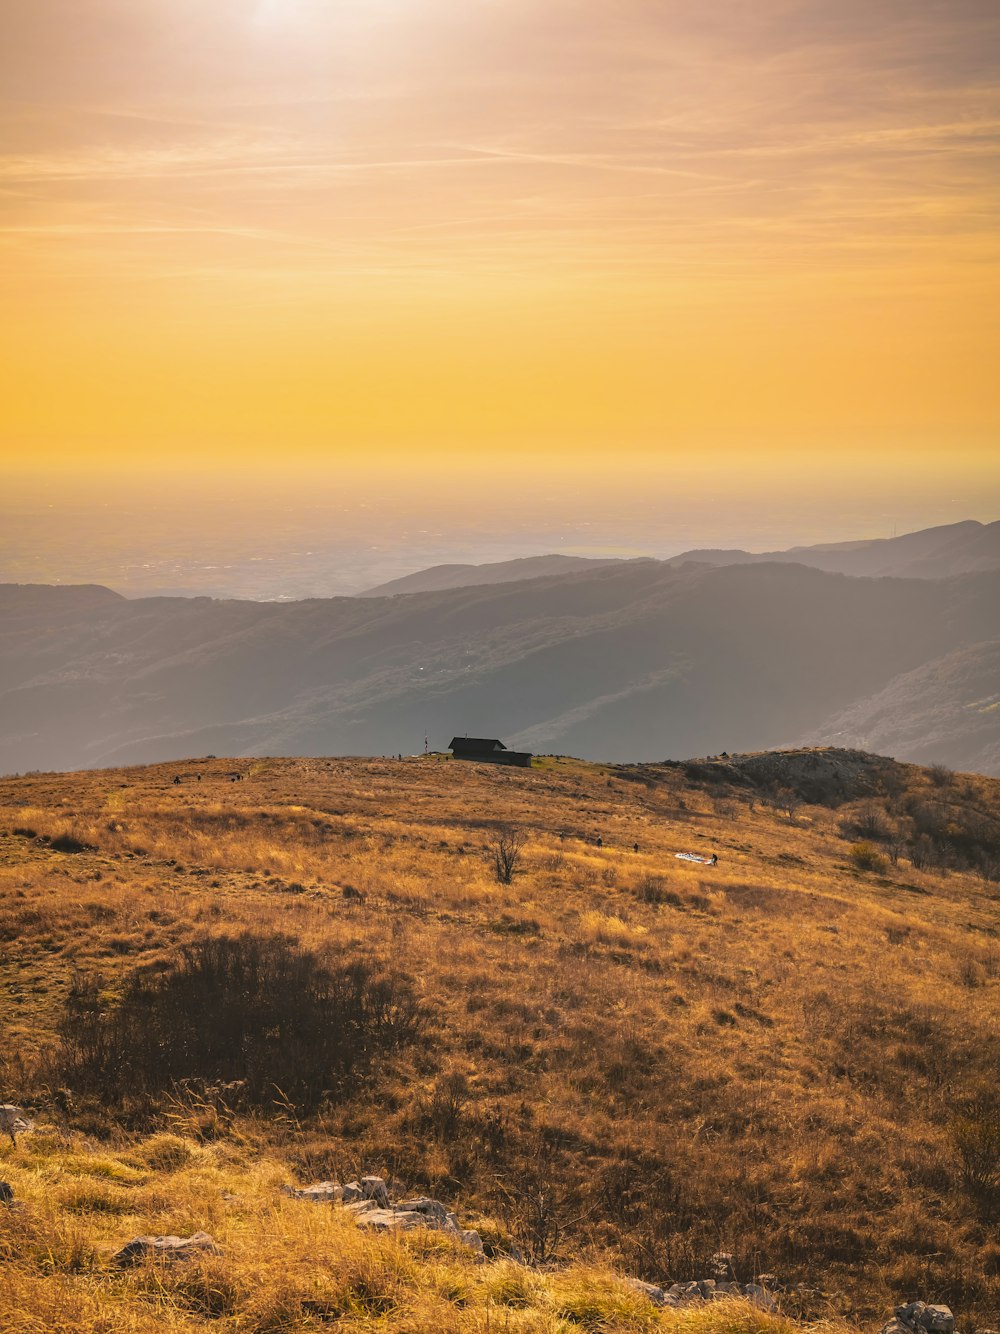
[[52, 932, 425, 1114]]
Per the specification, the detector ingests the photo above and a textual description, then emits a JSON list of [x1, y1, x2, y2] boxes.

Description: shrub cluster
[[53, 932, 425, 1113], [849, 841, 887, 873]]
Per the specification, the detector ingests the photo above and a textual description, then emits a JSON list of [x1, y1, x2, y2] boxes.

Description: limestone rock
[[337, 1177, 387, 1203], [361, 1196, 484, 1254], [919, 1308, 956, 1334], [361, 1176, 390, 1208], [284, 1177, 389, 1207], [745, 1283, 779, 1312], [113, 1232, 220, 1267], [658, 1277, 777, 1312], [885, 1304, 956, 1334], [342, 1199, 380, 1218], [282, 1181, 344, 1205], [625, 1278, 667, 1307], [281, 1179, 483, 1253], [351, 1205, 412, 1230]]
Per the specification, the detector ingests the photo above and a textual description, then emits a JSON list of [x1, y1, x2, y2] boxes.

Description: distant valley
[[2, 523, 999, 775]]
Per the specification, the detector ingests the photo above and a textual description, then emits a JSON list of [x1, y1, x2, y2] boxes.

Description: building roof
[[449, 737, 507, 752]]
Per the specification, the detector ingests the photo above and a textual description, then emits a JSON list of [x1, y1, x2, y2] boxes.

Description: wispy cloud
[[0, 0, 997, 463]]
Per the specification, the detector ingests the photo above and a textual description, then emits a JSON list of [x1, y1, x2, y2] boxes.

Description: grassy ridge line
[[1, 753, 998, 1327]]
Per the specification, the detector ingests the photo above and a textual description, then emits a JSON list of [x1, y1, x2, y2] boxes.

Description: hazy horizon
[[3, 463, 997, 600], [2, 2, 998, 597]]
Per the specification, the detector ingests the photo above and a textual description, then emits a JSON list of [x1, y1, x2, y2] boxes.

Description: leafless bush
[[495, 1144, 589, 1264], [887, 835, 907, 866], [854, 803, 892, 840], [909, 834, 937, 871], [766, 788, 800, 822], [489, 825, 526, 885]]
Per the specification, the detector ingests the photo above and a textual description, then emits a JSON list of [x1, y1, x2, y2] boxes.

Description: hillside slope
[[0, 750, 997, 1329], [3, 564, 1000, 773], [810, 639, 1000, 774]]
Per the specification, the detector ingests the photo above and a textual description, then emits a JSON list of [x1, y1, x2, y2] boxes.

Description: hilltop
[[1, 747, 998, 1331]]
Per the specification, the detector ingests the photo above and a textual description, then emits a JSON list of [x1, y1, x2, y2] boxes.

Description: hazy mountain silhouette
[[355, 521, 1000, 598], [3, 560, 999, 774], [359, 554, 626, 597], [667, 518, 1000, 579]]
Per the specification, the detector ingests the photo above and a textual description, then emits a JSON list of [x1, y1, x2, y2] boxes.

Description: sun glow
[[0, 0, 997, 492]]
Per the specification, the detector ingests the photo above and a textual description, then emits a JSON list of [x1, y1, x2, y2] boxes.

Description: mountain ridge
[[358, 553, 629, 597], [351, 520, 1000, 601], [3, 560, 999, 775]]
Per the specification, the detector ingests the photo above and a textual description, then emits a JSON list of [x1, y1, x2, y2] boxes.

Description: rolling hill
[[0, 748, 997, 1330], [3, 561, 1000, 774]]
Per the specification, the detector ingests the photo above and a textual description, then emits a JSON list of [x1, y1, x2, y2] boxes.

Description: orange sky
[[1, 1, 998, 483]]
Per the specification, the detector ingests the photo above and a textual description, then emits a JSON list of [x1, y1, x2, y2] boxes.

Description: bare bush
[[765, 788, 800, 822], [854, 803, 892, 841], [887, 835, 907, 866], [496, 1144, 589, 1264], [489, 825, 526, 885]]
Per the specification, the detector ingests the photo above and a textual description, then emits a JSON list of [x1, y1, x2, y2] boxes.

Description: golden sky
[[1, 0, 998, 479]]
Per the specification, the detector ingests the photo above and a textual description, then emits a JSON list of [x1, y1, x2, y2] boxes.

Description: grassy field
[[1, 750, 998, 1332]]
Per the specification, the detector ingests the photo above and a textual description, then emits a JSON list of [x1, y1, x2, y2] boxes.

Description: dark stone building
[[449, 737, 533, 768]]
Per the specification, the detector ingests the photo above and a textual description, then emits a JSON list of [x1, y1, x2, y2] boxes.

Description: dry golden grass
[[1, 751, 998, 1331], [0, 1123, 849, 1334]]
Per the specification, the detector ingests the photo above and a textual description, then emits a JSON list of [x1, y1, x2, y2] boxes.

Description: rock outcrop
[[112, 1232, 221, 1267], [283, 1177, 484, 1253], [883, 1303, 956, 1334], [627, 1275, 778, 1311]]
